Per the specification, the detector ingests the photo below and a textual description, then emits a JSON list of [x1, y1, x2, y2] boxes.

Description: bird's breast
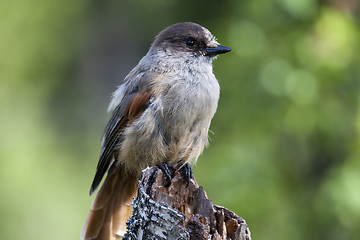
[[119, 71, 220, 171]]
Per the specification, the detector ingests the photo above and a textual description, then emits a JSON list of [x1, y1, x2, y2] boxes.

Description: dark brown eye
[[185, 38, 196, 48]]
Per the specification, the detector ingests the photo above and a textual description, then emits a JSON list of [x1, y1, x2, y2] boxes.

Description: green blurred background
[[1, 0, 360, 239]]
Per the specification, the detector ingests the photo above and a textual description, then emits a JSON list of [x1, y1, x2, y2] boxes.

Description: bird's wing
[[89, 71, 155, 195], [82, 71, 157, 240]]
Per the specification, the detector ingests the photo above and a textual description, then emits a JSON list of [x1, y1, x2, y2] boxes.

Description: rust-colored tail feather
[[81, 165, 138, 240]]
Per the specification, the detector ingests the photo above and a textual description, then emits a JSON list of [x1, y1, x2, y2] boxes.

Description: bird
[[81, 22, 231, 240]]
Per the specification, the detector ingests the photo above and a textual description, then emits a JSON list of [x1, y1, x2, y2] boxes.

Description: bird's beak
[[205, 45, 232, 56]]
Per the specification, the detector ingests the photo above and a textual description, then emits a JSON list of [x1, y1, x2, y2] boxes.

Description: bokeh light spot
[[260, 58, 292, 96], [277, 0, 318, 20], [228, 21, 265, 57], [285, 69, 317, 105], [295, 8, 356, 71]]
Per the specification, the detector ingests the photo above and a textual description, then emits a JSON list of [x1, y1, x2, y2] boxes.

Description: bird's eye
[[185, 38, 196, 48]]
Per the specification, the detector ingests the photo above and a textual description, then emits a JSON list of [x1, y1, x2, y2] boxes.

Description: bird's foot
[[178, 163, 193, 187], [157, 162, 176, 187]]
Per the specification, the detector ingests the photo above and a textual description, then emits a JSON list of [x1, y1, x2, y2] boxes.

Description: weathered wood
[[124, 166, 251, 240]]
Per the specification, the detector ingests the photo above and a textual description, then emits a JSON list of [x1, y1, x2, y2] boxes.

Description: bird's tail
[[81, 165, 138, 240]]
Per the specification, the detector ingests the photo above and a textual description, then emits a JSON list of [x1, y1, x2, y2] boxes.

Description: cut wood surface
[[124, 166, 251, 240]]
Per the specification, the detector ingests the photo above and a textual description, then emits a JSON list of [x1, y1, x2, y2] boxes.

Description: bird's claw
[[178, 163, 193, 187], [157, 162, 176, 187]]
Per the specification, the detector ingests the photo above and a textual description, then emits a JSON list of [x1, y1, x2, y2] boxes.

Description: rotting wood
[[124, 166, 251, 240]]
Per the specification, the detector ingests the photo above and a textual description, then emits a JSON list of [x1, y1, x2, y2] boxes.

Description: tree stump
[[124, 166, 251, 240]]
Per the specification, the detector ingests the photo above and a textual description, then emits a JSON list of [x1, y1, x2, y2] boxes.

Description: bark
[[124, 166, 251, 240]]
